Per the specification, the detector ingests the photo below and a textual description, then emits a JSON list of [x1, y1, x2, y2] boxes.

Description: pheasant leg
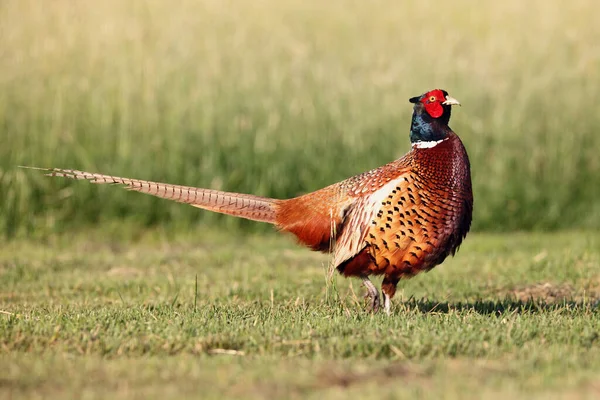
[[362, 276, 380, 313], [381, 276, 399, 316], [382, 292, 391, 316]]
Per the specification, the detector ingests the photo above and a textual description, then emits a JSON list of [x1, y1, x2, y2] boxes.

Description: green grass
[[2, 0, 600, 237], [1, 229, 600, 399]]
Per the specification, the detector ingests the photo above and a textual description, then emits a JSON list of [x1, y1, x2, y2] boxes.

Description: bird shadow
[[394, 297, 599, 316]]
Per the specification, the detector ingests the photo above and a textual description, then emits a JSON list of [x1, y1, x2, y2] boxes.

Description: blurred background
[[1, 0, 599, 238]]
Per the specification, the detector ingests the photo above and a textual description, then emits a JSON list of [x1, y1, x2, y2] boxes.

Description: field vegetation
[[2, 230, 600, 399], [1, 0, 599, 237]]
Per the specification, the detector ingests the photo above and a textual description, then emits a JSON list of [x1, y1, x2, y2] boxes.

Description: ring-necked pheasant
[[25, 89, 472, 314]]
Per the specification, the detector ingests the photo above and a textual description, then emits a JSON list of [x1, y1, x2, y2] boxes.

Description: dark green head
[[409, 89, 460, 144]]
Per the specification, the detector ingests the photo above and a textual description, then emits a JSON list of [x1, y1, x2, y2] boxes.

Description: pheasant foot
[[382, 291, 391, 316], [362, 276, 380, 313]]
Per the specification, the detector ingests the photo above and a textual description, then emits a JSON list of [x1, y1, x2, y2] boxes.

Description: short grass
[[2, 0, 600, 237], [1, 228, 600, 399]]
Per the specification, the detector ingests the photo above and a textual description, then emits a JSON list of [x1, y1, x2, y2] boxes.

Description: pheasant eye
[[429, 96, 436, 102]]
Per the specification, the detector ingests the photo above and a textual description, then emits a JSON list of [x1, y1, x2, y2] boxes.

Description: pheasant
[[26, 89, 472, 314]]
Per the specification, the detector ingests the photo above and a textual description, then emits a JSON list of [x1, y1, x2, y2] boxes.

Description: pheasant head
[[409, 89, 460, 146]]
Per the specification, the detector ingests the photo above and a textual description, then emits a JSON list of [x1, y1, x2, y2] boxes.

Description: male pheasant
[[28, 89, 472, 314]]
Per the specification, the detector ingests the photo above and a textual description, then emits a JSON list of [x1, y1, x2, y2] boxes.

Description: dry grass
[[1, 0, 599, 237]]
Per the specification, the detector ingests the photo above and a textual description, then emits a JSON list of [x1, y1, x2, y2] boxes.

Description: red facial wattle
[[424, 101, 443, 118], [421, 89, 447, 118]]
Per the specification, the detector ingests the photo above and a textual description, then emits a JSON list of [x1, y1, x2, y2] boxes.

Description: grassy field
[[1, 0, 600, 237], [1, 229, 600, 399]]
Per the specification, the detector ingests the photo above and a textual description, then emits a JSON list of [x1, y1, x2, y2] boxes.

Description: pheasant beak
[[442, 96, 461, 106]]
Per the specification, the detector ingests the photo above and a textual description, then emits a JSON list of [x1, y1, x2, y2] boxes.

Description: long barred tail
[[24, 167, 279, 224]]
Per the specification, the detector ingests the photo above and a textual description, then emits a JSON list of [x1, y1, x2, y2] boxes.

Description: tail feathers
[[28, 167, 278, 224]]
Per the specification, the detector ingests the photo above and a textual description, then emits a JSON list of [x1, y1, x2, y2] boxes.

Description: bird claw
[[362, 277, 381, 313], [367, 292, 380, 313]]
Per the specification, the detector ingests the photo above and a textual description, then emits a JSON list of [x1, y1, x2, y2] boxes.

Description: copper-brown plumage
[[27, 88, 472, 314]]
